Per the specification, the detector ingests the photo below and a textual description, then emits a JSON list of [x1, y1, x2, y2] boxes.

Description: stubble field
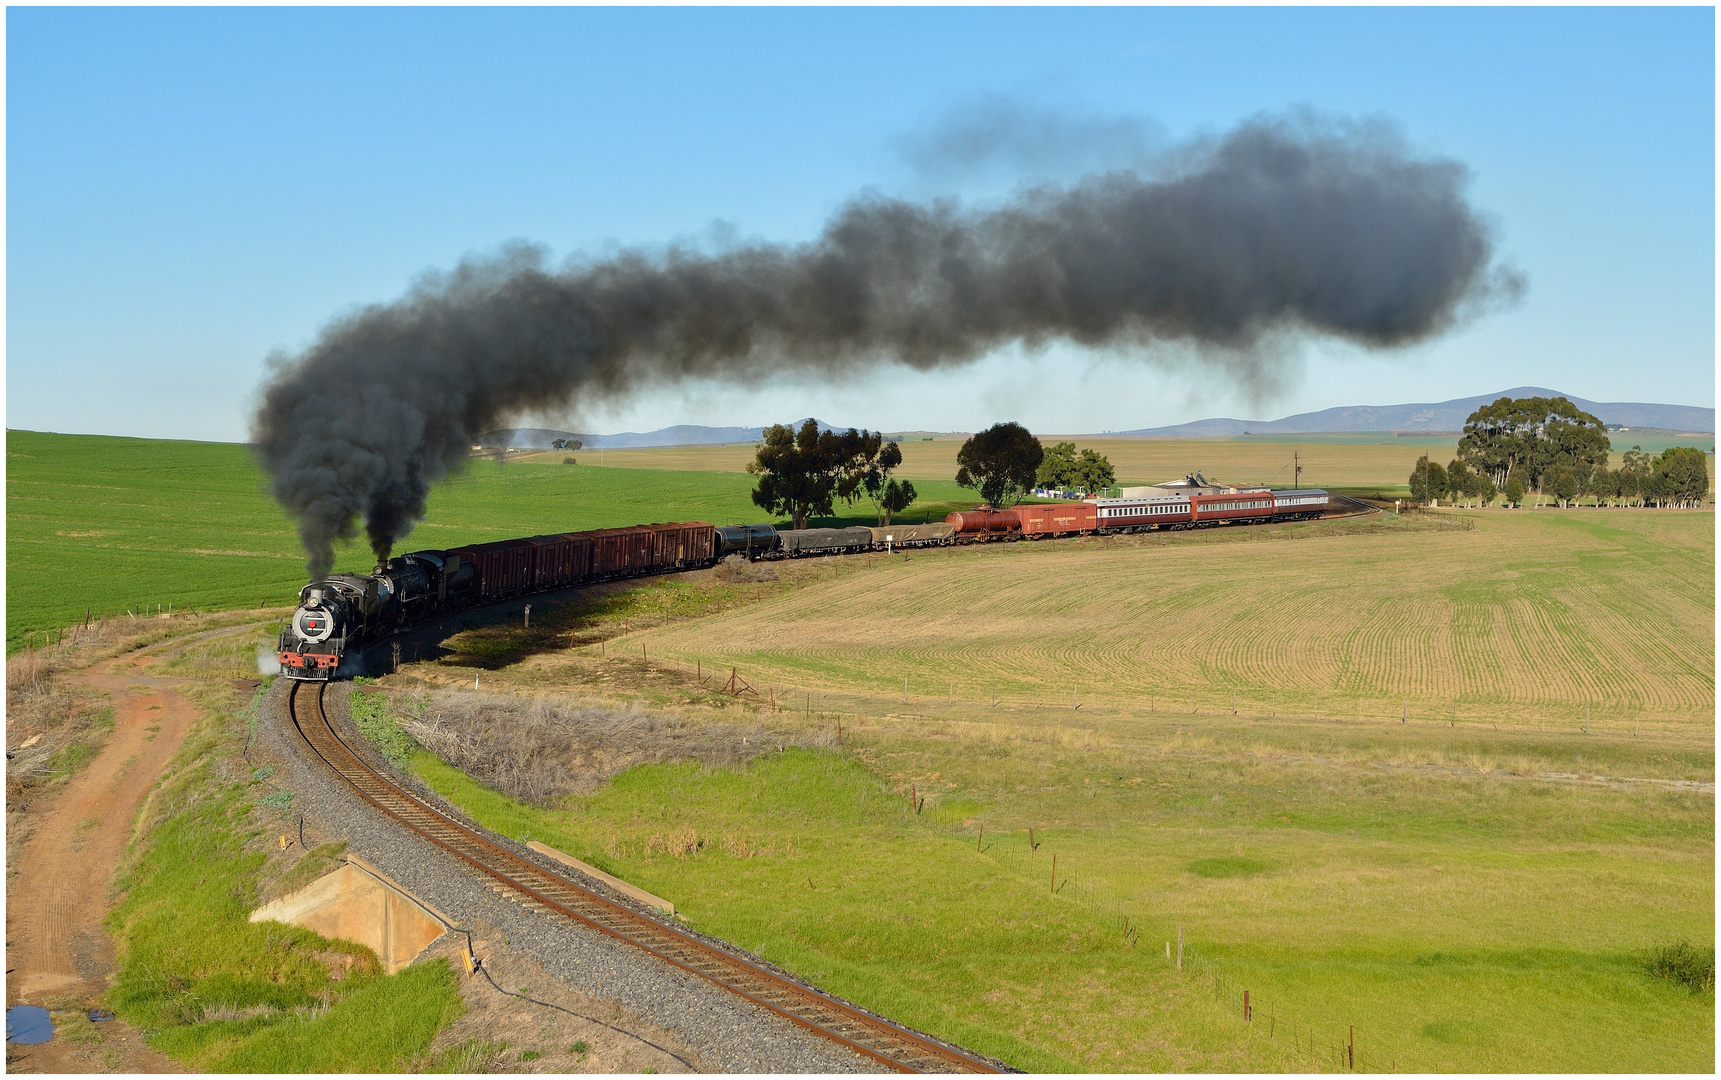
[[621, 508, 1714, 730]]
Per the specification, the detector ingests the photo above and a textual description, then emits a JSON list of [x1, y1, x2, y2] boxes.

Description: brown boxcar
[[946, 509, 1022, 536], [527, 532, 593, 590], [588, 526, 655, 578], [648, 522, 716, 569], [1012, 502, 1098, 536], [451, 538, 535, 601]]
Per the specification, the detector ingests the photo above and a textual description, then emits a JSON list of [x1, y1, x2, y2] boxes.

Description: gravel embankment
[[253, 678, 897, 1074]]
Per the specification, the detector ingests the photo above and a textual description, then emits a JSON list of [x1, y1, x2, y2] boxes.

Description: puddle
[[6, 1004, 53, 1044], [88, 1009, 115, 1022]]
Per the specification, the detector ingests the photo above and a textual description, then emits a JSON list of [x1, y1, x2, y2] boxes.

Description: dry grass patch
[[389, 687, 833, 804]]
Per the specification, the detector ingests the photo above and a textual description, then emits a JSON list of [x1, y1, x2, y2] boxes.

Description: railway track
[[285, 682, 1002, 1075], [1325, 493, 1385, 518]]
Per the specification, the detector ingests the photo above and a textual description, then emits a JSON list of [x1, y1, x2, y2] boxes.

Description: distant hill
[[1117, 388, 1714, 437], [475, 419, 846, 450]]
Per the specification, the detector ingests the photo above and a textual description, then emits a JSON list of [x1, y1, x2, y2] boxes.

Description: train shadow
[[355, 576, 683, 675]]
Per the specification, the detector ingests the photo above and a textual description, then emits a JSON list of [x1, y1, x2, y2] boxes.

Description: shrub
[[1647, 941, 1714, 993]]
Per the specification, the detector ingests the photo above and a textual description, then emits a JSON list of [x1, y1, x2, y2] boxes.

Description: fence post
[[1177, 927, 1183, 971], [1349, 1026, 1355, 1070], [1244, 989, 1251, 1021]]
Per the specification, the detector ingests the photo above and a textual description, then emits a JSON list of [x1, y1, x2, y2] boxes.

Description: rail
[[284, 682, 1003, 1075]]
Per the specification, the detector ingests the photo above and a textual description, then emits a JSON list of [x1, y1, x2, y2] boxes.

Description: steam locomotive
[[279, 487, 1329, 680]]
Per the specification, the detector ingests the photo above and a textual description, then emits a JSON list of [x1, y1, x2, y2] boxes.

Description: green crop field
[[4, 429, 970, 653]]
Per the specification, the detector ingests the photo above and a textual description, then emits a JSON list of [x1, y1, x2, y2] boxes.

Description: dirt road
[[6, 650, 192, 1072]]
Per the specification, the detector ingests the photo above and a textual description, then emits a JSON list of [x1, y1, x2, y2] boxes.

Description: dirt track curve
[[6, 651, 189, 1073]]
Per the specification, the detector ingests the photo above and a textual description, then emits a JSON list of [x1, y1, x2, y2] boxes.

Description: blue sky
[[7, 6, 1714, 442]]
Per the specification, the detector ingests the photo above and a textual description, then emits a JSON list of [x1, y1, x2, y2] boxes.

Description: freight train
[[279, 487, 1329, 680]]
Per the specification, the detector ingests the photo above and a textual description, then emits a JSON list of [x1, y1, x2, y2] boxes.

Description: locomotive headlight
[[293, 606, 335, 643]]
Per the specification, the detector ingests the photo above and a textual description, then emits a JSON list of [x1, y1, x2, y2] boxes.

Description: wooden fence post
[[1177, 927, 1183, 971]]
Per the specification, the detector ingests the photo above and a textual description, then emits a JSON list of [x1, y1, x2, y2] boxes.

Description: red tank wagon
[[945, 509, 1021, 537]]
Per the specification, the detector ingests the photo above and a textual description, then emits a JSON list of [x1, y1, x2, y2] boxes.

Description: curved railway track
[[285, 682, 1002, 1075]]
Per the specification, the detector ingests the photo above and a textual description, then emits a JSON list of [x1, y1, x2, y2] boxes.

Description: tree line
[[1409, 395, 1711, 508], [748, 420, 1118, 526]]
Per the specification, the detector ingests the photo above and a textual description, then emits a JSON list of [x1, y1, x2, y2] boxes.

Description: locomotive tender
[[280, 487, 1329, 681]]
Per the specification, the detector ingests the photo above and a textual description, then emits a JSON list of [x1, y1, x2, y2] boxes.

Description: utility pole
[[1293, 451, 1301, 488]]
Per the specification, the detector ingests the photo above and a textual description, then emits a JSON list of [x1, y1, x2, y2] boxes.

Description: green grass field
[[400, 696, 1712, 1072]]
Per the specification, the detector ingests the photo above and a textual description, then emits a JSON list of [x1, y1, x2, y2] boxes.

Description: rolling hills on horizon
[[477, 388, 1712, 449], [1114, 386, 1713, 438]]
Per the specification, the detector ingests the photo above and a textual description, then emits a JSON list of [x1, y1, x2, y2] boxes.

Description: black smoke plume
[[253, 113, 1522, 578]]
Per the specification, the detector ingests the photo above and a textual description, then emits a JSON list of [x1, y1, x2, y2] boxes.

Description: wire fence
[[967, 827, 1447, 1073], [642, 648, 1704, 746]]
